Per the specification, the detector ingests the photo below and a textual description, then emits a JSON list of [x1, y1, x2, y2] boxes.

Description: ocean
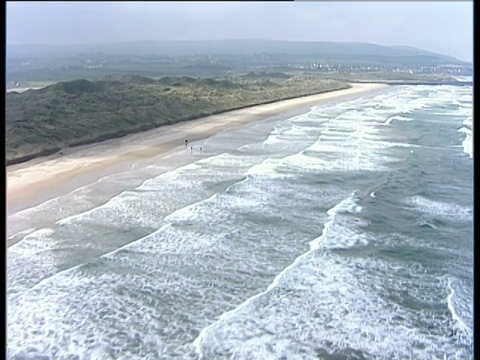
[[7, 84, 473, 360]]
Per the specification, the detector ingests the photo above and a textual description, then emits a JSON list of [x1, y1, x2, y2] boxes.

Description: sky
[[6, 1, 473, 61]]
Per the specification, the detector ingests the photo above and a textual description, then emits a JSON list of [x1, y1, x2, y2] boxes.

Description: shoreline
[[6, 85, 353, 167], [7, 83, 389, 214]]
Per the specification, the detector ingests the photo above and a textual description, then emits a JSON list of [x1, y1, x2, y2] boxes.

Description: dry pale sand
[[7, 83, 388, 214]]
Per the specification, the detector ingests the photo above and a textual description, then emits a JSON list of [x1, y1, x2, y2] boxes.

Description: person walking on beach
[[190, 146, 193, 154], [185, 139, 189, 147]]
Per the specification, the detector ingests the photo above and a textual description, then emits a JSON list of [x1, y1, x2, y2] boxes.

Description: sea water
[[7, 84, 473, 359]]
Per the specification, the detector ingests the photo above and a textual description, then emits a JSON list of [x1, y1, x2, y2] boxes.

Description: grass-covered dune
[[6, 73, 350, 165]]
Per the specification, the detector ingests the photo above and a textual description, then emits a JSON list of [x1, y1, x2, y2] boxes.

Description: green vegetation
[[6, 73, 350, 165]]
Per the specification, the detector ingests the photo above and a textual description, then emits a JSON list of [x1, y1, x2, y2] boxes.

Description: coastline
[[7, 83, 389, 214]]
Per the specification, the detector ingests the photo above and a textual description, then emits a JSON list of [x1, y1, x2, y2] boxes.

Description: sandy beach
[[7, 83, 388, 214]]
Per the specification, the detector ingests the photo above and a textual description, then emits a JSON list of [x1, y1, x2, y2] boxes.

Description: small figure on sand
[[190, 146, 193, 154], [200, 147, 203, 153], [185, 139, 188, 147]]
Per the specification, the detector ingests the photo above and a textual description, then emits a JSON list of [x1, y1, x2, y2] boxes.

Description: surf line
[[193, 192, 362, 358]]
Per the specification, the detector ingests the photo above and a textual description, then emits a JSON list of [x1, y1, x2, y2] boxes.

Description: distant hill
[[7, 39, 466, 65], [50, 79, 106, 94], [242, 71, 291, 79], [118, 74, 156, 85]]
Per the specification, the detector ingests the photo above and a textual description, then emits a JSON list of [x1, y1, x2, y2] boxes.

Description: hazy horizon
[[6, 1, 473, 61]]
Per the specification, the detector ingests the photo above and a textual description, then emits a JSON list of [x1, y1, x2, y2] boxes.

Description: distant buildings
[[84, 59, 104, 69], [285, 62, 472, 75]]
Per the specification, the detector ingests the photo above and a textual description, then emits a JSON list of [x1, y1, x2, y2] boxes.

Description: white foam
[[457, 126, 473, 158], [457, 127, 472, 135], [384, 114, 414, 125], [7, 227, 36, 242], [10, 153, 267, 299], [463, 116, 473, 127], [194, 238, 473, 360], [7, 268, 174, 359], [260, 120, 324, 153], [462, 135, 473, 158], [55, 162, 209, 228], [8, 165, 167, 238], [245, 159, 292, 179], [262, 134, 281, 145], [194, 246, 471, 359], [309, 193, 364, 250], [279, 153, 328, 172], [7, 228, 55, 252], [8, 228, 61, 298], [194, 152, 252, 170], [447, 278, 471, 336], [102, 175, 271, 258], [303, 144, 394, 172], [406, 196, 473, 221], [194, 192, 367, 357], [193, 245, 313, 359], [281, 123, 319, 136], [9, 163, 337, 357], [7, 185, 98, 239], [285, 105, 413, 173], [163, 192, 224, 225], [279, 119, 405, 172], [100, 223, 172, 258], [55, 190, 167, 229]]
